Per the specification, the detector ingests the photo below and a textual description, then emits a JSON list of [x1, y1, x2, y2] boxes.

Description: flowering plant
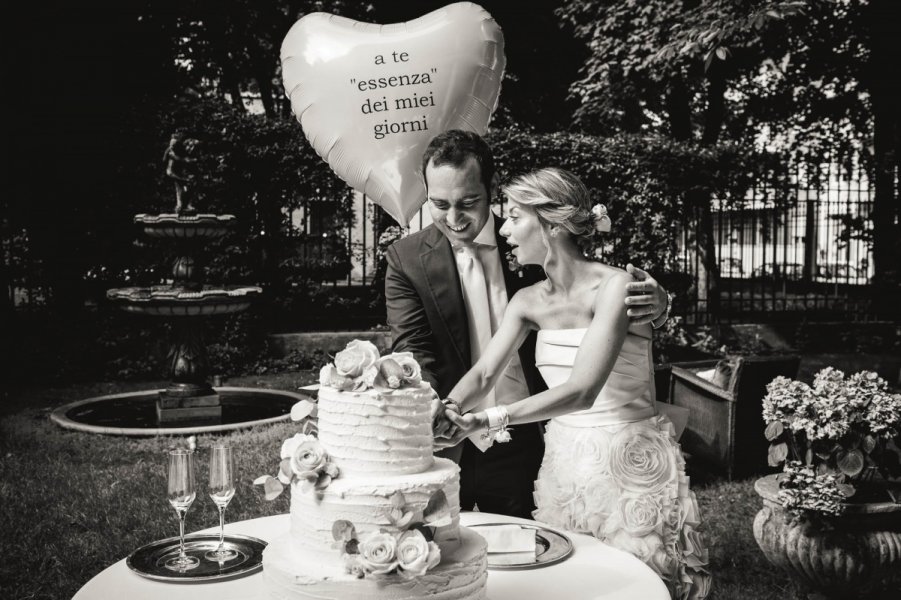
[[254, 399, 339, 499], [763, 367, 901, 517], [331, 490, 451, 579]]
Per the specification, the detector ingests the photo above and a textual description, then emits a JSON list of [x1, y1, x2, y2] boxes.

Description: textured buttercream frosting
[[317, 382, 435, 475], [289, 457, 462, 554], [263, 526, 488, 600]]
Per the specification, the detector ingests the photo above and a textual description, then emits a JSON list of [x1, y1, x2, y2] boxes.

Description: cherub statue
[[163, 133, 200, 215]]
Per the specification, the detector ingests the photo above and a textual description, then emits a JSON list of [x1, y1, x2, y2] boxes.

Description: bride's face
[[499, 200, 546, 265]]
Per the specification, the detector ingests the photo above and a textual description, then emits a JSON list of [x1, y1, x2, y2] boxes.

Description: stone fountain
[[51, 134, 304, 435]]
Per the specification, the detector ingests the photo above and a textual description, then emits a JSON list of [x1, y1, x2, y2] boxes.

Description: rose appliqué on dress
[[609, 422, 677, 494]]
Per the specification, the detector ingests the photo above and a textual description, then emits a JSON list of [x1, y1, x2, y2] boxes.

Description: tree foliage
[[160, 0, 377, 117], [557, 0, 899, 294], [653, 0, 874, 173]]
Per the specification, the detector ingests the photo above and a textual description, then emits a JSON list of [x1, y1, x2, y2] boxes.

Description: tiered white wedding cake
[[261, 340, 488, 600]]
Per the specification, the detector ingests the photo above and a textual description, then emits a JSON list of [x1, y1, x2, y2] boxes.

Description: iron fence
[[675, 164, 876, 324], [7, 165, 883, 326]]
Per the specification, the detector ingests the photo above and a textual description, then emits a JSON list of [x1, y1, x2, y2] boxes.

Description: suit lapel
[[421, 226, 470, 367]]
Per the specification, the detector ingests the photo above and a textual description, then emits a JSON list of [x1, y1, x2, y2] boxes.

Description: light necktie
[[457, 243, 496, 451]]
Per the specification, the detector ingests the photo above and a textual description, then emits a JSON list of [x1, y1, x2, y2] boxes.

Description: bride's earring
[[549, 227, 558, 238]]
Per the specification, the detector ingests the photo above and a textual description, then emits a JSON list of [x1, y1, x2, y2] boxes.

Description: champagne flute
[[204, 444, 238, 562], [165, 449, 200, 571]]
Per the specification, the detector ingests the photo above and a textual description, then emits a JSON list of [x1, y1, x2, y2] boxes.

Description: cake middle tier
[[290, 458, 461, 553], [317, 382, 435, 475]]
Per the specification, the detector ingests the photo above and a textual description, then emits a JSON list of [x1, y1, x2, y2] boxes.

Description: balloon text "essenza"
[[355, 72, 434, 92]]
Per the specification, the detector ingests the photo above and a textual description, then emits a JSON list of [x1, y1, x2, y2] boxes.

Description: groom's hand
[[432, 397, 460, 439], [439, 410, 488, 447], [625, 264, 668, 326]]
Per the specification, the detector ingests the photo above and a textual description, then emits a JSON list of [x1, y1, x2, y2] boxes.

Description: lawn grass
[[2, 373, 807, 600]]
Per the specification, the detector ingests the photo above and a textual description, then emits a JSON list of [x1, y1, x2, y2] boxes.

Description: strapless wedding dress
[[532, 328, 710, 600]]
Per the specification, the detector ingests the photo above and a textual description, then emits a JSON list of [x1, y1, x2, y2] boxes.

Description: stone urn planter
[[753, 474, 901, 598]]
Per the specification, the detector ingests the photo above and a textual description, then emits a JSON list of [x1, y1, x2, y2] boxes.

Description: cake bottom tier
[[262, 526, 488, 600]]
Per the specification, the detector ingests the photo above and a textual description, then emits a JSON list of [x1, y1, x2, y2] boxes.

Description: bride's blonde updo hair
[[502, 167, 606, 258]]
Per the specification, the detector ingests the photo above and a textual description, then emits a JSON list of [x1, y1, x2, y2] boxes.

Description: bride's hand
[[439, 410, 489, 447]]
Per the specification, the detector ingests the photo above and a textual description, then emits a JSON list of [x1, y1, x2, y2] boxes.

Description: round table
[[73, 512, 669, 600]]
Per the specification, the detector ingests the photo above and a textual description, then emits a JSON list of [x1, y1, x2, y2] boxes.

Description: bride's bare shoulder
[[508, 283, 546, 319], [510, 282, 544, 305]]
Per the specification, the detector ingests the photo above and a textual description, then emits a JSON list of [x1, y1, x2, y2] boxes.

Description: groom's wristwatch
[[651, 292, 673, 330]]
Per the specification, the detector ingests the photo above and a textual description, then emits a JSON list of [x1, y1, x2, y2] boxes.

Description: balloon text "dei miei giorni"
[[353, 66, 437, 140]]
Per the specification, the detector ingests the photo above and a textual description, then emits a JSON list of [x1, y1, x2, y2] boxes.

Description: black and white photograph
[[4, 1, 900, 599]]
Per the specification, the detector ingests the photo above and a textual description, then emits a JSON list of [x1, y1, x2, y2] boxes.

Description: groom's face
[[424, 157, 491, 245]]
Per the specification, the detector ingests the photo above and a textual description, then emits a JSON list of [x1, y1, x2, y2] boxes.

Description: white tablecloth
[[73, 512, 668, 600]]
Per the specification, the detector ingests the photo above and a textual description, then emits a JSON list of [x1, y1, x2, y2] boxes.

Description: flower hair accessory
[[590, 203, 612, 233]]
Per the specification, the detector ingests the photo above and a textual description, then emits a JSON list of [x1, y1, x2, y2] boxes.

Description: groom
[[384, 130, 669, 519]]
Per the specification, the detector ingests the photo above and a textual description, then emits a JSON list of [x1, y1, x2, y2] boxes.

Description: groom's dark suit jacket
[[384, 216, 547, 519]]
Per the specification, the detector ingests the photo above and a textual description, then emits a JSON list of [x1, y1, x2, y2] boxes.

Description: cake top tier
[[318, 340, 422, 393], [317, 341, 435, 475]]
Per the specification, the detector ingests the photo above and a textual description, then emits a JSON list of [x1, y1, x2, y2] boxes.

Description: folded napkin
[[487, 550, 537, 565], [470, 525, 537, 563]]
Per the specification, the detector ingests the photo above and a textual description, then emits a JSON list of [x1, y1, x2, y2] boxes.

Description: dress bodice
[[535, 327, 656, 427]]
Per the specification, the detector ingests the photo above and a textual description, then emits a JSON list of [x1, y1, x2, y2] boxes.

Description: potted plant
[[753, 367, 901, 598]]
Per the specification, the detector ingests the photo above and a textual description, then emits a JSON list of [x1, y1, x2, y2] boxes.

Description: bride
[[436, 168, 710, 599]]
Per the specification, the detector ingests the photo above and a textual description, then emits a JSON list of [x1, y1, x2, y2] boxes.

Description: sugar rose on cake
[[253, 406, 338, 500], [331, 491, 447, 580], [363, 353, 423, 391], [334, 340, 380, 378], [388, 352, 422, 385]]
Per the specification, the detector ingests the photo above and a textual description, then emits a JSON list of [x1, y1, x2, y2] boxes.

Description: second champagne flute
[[205, 444, 238, 562]]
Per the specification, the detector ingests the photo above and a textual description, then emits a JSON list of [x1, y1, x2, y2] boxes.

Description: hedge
[[8, 100, 759, 382]]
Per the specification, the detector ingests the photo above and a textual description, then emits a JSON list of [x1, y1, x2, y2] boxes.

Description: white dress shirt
[[452, 212, 531, 408]]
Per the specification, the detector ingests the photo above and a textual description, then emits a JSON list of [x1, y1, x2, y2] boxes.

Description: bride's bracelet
[[481, 406, 512, 443]]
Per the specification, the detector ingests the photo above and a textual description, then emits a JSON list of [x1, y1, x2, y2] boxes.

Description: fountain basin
[[50, 387, 305, 436], [107, 285, 262, 316], [135, 213, 235, 239]]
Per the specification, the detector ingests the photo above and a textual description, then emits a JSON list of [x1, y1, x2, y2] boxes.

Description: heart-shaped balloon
[[281, 2, 505, 226]]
